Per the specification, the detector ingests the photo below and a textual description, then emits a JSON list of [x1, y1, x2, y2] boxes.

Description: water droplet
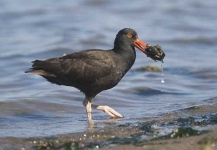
[[161, 63, 165, 83]]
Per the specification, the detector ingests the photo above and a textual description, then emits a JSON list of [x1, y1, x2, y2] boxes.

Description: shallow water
[[0, 0, 217, 137]]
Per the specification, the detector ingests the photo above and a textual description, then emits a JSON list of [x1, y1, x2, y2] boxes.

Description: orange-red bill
[[134, 38, 147, 55]]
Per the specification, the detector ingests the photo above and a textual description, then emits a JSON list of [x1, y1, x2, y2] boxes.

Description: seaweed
[[155, 127, 200, 140]]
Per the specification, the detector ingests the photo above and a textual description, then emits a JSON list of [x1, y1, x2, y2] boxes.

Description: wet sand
[[102, 127, 217, 150], [0, 98, 217, 150], [1, 127, 216, 150]]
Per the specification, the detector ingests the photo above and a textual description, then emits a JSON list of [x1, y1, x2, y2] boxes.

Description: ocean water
[[0, 0, 217, 137]]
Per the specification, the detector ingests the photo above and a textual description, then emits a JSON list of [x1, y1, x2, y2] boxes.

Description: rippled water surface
[[0, 0, 217, 137]]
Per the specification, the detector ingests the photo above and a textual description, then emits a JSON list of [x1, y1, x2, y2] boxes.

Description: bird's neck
[[113, 46, 136, 62], [112, 42, 136, 74]]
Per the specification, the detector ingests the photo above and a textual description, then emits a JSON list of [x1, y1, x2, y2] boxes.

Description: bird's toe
[[103, 106, 124, 118]]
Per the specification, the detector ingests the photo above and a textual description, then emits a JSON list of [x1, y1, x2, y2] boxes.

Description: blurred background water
[[0, 0, 217, 137]]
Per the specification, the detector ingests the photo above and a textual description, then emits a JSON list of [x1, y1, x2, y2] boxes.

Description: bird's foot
[[96, 105, 124, 118]]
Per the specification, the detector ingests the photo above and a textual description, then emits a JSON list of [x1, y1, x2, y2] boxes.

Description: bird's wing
[[31, 50, 115, 85], [58, 50, 115, 84]]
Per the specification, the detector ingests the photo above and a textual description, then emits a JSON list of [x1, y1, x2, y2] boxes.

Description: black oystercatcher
[[25, 28, 163, 123]]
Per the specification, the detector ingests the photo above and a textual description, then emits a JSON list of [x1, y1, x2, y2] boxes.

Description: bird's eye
[[127, 33, 132, 38]]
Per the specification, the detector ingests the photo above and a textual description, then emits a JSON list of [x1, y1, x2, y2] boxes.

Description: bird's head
[[115, 28, 165, 62]]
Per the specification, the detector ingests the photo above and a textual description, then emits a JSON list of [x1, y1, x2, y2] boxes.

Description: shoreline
[[0, 98, 217, 150]]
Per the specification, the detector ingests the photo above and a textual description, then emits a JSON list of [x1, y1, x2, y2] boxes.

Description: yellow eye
[[127, 33, 132, 38]]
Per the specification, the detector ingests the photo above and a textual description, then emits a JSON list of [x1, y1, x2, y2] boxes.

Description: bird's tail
[[25, 69, 33, 73], [25, 60, 56, 77]]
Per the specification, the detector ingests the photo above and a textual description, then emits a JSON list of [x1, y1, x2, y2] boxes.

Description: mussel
[[145, 44, 165, 62]]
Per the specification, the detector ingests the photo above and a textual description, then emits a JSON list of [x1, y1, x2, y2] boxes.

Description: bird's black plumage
[[26, 28, 138, 98]]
